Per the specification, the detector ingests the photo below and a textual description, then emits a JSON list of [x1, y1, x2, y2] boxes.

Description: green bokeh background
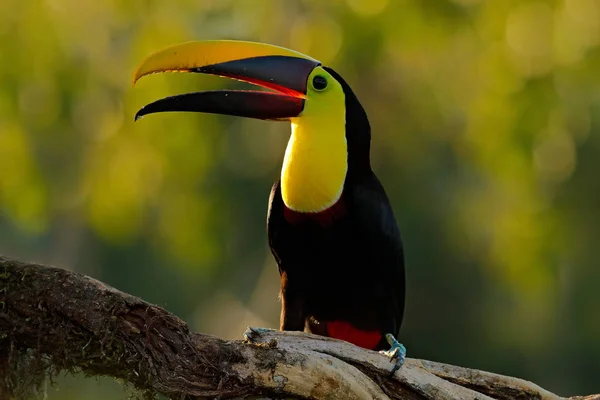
[[1, 0, 599, 398]]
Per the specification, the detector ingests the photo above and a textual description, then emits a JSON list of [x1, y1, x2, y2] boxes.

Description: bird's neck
[[281, 116, 348, 213]]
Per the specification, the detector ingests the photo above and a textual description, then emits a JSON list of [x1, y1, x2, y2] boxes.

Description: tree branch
[[0, 255, 596, 400]]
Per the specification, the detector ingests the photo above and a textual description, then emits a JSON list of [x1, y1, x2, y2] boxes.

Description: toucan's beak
[[132, 40, 321, 121]]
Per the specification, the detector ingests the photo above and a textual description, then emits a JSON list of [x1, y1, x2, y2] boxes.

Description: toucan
[[132, 40, 407, 373]]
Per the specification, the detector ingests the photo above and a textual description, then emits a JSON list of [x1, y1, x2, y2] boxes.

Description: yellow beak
[[132, 40, 321, 121], [133, 40, 318, 85]]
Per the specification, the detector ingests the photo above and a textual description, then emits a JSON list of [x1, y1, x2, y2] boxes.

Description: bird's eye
[[312, 75, 328, 91]]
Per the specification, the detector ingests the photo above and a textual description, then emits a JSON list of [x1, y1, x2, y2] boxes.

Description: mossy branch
[[0, 255, 597, 400]]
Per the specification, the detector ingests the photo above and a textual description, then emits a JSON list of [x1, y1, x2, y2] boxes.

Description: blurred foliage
[[1, 0, 599, 398]]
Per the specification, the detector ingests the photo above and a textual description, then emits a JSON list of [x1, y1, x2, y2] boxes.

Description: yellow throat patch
[[281, 67, 348, 213]]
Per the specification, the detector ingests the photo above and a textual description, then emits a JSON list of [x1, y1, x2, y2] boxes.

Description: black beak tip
[[134, 107, 150, 122]]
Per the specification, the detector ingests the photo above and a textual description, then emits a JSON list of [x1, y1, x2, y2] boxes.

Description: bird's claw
[[243, 326, 275, 342], [379, 333, 406, 376]]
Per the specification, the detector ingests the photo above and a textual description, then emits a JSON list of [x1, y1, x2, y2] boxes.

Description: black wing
[[266, 179, 286, 275], [266, 179, 307, 331], [349, 172, 406, 337]]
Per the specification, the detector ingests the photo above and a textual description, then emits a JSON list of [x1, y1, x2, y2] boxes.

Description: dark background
[[1, 0, 599, 398]]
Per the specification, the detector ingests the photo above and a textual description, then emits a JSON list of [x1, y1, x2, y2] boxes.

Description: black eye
[[312, 75, 328, 91]]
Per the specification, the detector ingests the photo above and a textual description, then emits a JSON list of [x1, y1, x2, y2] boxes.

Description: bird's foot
[[378, 333, 406, 376], [243, 326, 276, 343]]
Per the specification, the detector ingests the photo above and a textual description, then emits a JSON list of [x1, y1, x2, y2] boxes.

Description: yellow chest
[[281, 118, 348, 213]]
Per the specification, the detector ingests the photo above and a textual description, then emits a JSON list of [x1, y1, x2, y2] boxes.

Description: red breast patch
[[283, 195, 347, 227]]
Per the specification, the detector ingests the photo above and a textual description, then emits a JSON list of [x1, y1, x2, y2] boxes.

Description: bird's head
[[133, 40, 371, 213]]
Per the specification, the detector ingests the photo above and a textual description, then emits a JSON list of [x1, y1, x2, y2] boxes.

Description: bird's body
[[268, 66, 405, 351], [133, 40, 407, 370], [268, 171, 404, 351]]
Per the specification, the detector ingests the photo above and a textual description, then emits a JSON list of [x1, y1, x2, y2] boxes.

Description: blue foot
[[243, 326, 275, 342], [379, 333, 406, 376]]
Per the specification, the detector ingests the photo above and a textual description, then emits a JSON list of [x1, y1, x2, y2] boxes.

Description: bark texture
[[0, 255, 596, 400]]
